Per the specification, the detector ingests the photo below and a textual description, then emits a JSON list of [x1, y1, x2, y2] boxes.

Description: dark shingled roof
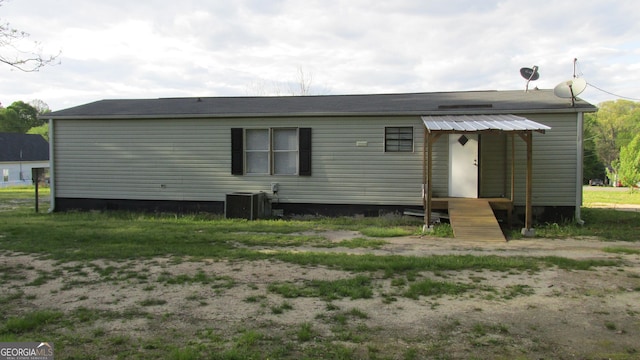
[[0, 133, 49, 162], [44, 90, 596, 120]]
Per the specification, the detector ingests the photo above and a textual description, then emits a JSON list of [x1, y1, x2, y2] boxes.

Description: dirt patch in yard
[[2, 235, 640, 359]]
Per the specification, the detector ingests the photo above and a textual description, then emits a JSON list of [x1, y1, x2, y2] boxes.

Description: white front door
[[448, 134, 478, 198]]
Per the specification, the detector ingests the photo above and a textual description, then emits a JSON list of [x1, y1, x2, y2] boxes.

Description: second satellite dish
[[520, 67, 540, 81], [520, 66, 539, 91]]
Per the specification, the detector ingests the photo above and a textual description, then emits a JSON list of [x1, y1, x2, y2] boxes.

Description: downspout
[[48, 119, 56, 213], [575, 112, 584, 225]]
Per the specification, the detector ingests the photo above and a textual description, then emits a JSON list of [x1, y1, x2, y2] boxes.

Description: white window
[[245, 129, 270, 174], [273, 128, 298, 175], [2, 169, 8, 182], [245, 128, 299, 175]]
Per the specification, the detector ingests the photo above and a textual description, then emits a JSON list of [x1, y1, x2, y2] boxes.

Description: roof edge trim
[[43, 107, 596, 121]]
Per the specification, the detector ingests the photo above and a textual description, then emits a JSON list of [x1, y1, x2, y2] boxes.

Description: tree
[[583, 113, 606, 183], [586, 99, 640, 184], [617, 134, 640, 191], [289, 66, 313, 96], [27, 123, 48, 141], [0, 107, 20, 132], [1, 0, 59, 71], [246, 67, 316, 96], [8, 100, 42, 128], [0, 100, 41, 132], [29, 99, 51, 115]]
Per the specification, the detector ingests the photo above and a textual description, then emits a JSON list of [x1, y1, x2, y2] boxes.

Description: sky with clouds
[[1, 0, 639, 111]]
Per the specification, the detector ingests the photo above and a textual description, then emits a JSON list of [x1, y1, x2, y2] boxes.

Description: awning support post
[[509, 133, 515, 226], [423, 131, 441, 231], [518, 131, 535, 236], [423, 128, 430, 230]]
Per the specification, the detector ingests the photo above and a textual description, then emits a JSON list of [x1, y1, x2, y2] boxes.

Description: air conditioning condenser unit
[[225, 192, 267, 220]]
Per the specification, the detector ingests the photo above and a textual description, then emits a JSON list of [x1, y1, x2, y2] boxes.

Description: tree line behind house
[[584, 99, 640, 189]]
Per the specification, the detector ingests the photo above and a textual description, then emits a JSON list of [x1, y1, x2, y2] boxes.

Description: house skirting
[[54, 197, 575, 224], [54, 198, 225, 214], [273, 203, 413, 217], [513, 205, 576, 224], [54, 198, 415, 217]]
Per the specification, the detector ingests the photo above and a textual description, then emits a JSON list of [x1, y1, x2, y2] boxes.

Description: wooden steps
[[447, 198, 506, 242]]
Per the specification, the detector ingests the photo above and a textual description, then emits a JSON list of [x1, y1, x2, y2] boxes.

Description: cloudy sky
[[1, 0, 639, 111]]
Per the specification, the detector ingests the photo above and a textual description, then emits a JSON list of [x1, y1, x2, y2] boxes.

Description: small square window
[[385, 127, 413, 152]]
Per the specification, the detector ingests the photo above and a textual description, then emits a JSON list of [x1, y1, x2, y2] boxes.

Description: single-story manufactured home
[[44, 89, 596, 227], [0, 133, 49, 188]]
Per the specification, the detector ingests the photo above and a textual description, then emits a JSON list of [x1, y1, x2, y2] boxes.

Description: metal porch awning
[[421, 114, 551, 133], [420, 114, 551, 236]]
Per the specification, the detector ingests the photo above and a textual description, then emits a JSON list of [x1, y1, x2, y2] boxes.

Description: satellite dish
[[520, 67, 539, 81], [553, 77, 587, 106], [520, 66, 539, 92]]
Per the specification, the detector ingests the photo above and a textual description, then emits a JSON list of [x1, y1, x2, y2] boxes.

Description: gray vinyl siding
[[509, 113, 578, 206], [52, 112, 578, 208], [480, 133, 507, 198], [53, 117, 436, 206], [426, 136, 449, 198]]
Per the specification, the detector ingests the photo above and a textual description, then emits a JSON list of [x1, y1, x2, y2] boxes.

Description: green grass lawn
[[1, 186, 638, 264], [2, 186, 634, 264], [583, 186, 640, 205], [0, 185, 50, 200], [533, 207, 640, 241], [533, 187, 640, 241]]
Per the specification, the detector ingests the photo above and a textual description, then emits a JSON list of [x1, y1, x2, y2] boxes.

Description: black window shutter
[[299, 128, 312, 176], [231, 128, 244, 175]]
